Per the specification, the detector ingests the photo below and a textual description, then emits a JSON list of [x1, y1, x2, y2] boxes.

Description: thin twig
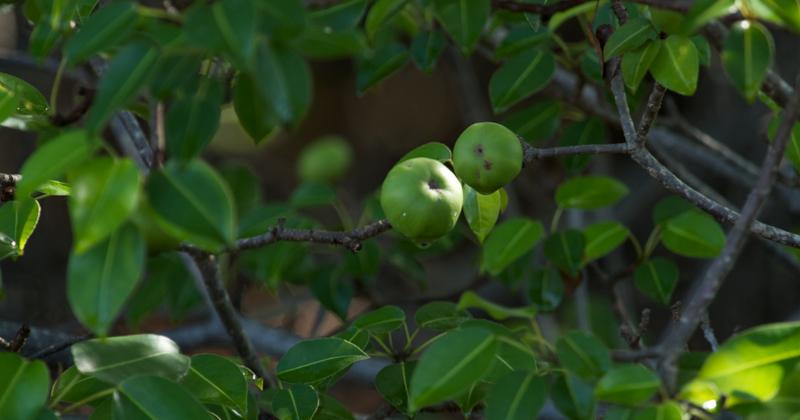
[[234, 219, 392, 253], [637, 83, 667, 146], [523, 142, 632, 161]]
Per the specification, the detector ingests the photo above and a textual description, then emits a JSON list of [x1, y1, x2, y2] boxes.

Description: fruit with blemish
[[453, 122, 523, 194]]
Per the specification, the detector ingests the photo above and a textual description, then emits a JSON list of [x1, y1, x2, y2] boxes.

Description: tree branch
[[491, 0, 689, 17], [235, 219, 392, 253], [522, 142, 632, 161]]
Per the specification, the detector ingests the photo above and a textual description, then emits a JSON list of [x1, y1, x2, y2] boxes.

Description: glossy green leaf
[[662, 210, 726, 258], [551, 373, 595, 420], [149, 52, 203, 100], [622, 40, 661, 92], [722, 21, 774, 101], [233, 74, 279, 144], [680, 0, 735, 34], [652, 196, 693, 225], [486, 336, 538, 382], [35, 180, 71, 197], [166, 78, 223, 161], [365, 0, 408, 40], [595, 364, 660, 406], [528, 267, 564, 311], [415, 301, 470, 331], [315, 394, 355, 420], [463, 185, 501, 243], [495, 25, 550, 59], [68, 223, 145, 336], [212, 0, 256, 67], [555, 176, 629, 210], [276, 338, 369, 384], [375, 362, 416, 413], [0, 72, 48, 126], [409, 327, 497, 412], [650, 35, 699, 96], [481, 218, 545, 275], [557, 331, 611, 380], [693, 35, 711, 66], [457, 291, 536, 320], [502, 100, 562, 144], [272, 385, 319, 420], [181, 354, 248, 414], [356, 42, 408, 94], [68, 158, 141, 253], [398, 142, 452, 163], [544, 230, 585, 276], [252, 42, 312, 126], [0, 198, 40, 256], [583, 221, 629, 263], [603, 17, 656, 58], [72, 334, 190, 384], [85, 42, 159, 132], [17, 130, 94, 198], [633, 257, 679, 305], [485, 371, 546, 420], [146, 160, 236, 253], [0, 352, 49, 420], [455, 381, 490, 414], [310, 0, 367, 31], [432, 0, 490, 53], [50, 366, 111, 405], [748, 0, 800, 32], [410, 30, 447, 73], [489, 48, 556, 113], [353, 305, 405, 335], [63, 1, 138, 65], [113, 375, 211, 419]]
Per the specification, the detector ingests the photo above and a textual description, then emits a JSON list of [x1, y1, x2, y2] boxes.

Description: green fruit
[[453, 122, 523, 194], [380, 157, 463, 242], [298, 136, 354, 183]]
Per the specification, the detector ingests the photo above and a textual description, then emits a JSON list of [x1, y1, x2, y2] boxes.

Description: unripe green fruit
[[453, 122, 523, 194], [380, 157, 463, 242], [298, 136, 354, 183]]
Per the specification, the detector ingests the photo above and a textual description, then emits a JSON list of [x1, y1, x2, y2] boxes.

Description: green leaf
[[212, 0, 256, 67], [551, 372, 595, 420], [463, 185, 501, 243], [481, 218, 545, 275], [233, 74, 279, 144], [0, 352, 49, 420], [489, 48, 556, 113], [272, 385, 319, 420], [181, 354, 249, 414], [356, 42, 408, 94], [409, 327, 497, 412], [457, 291, 536, 320], [485, 371, 546, 420], [294, 28, 367, 59], [747, 0, 800, 32], [276, 338, 369, 384], [148, 52, 204, 100], [650, 34, 699, 96], [556, 331, 611, 380], [527, 267, 564, 312], [693, 321, 800, 404], [722, 21, 774, 101], [17, 130, 94, 198], [145, 160, 236, 253], [544, 230, 585, 276], [166, 78, 223, 161], [603, 17, 656, 58], [0, 72, 48, 125], [353, 305, 405, 335], [310, 0, 367, 31], [375, 362, 416, 413], [693, 35, 711, 66], [415, 301, 470, 331], [290, 182, 337, 209], [502, 100, 562, 144], [555, 176, 629, 210], [315, 394, 355, 420], [85, 42, 159, 132], [365, 0, 409, 41], [68, 223, 145, 336], [0, 198, 40, 256], [495, 25, 550, 60], [633, 257, 679, 305], [622, 40, 661, 92], [113, 375, 211, 419], [72, 334, 190, 384], [432, 0, 490, 54], [652, 196, 693, 225], [583, 221, 629, 263], [50, 366, 112, 405], [631, 402, 683, 420], [310, 267, 352, 320], [63, 1, 138, 65], [560, 118, 607, 173], [256, 0, 307, 41], [455, 381, 490, 414], [68, 158, 141, 253], [398, 142, 452, 163], [219, 162, 262, 218], [680, 0, 735, 34], [595, 364, 660, 406], [35, 180, 71, 197], [486, 336, 538, 382], [662, 210, 726, 258], [252, 41, 312, 126], [410, 30, 447, 73]]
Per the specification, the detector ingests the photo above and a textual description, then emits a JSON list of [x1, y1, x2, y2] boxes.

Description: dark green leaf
[[463, 185, 501, 243], [485, 371, 546, 420], [149, 52, 203, 100], [622, 40, 661, 92], [353, 305, 405, 335], [166, 78, 223, 161], [603, 17, 656, 58], [489, 48, 556, 113], [495, 25, 550, 60], [552, 373, 595, 420], [583, 221, 629, 263], [722, 21, 774, 101], [544, 230, 585, 276], [310, 0, 367, 31], [432, 0, 490, 53], [557, 331, 611, 380], [415, 301, 470, 331], [365, 0, 409, 41], [276, 338, 369, 384], [294, 28, 367, 59], [68, 223, 145, 336], [310, 267, 353, 320], [0, 352, 49, 420], [457, 290, 536, 320], [256, 0, 307, 41], [376, 362, 416, 413], [481, 218, 545, 275], [113, 375, 211, 419], [68, 158, 141, 253], [272, 385, 319, 420], [72, 334, 190, 384], [63, 1, 138, 65], [146, 160, 236, 253], [290, 182, 337, 209], [50, 366, 111, 405], [17, 130, 94, 198], [252, 42, 312, 126], [633, 257, 679, 305], [560, 118, 606, 172], [652, 196, 693, 225], [212, 0, 256, 67], [631, 402, 683, 420], [595, 364, 660, 406], [0, 198, 40, 256], [219, 162, 262, 218], [555, 176, 629, 210], [356, 42, 408, 94], [233, 74, 279, 144], [662, 210, 726, 258], [650, 35, 699, 96], [502, 100, 562, 144], [181, 354, 249, 414], [692, 35, 711, 66], [410, 30, 447, 73], [398, 142, 452, 163], [315, 394, 354, 420], [527, 267, 564, 311]]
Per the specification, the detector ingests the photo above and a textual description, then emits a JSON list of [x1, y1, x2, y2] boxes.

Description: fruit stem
[[549, 206, 564, 233]]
